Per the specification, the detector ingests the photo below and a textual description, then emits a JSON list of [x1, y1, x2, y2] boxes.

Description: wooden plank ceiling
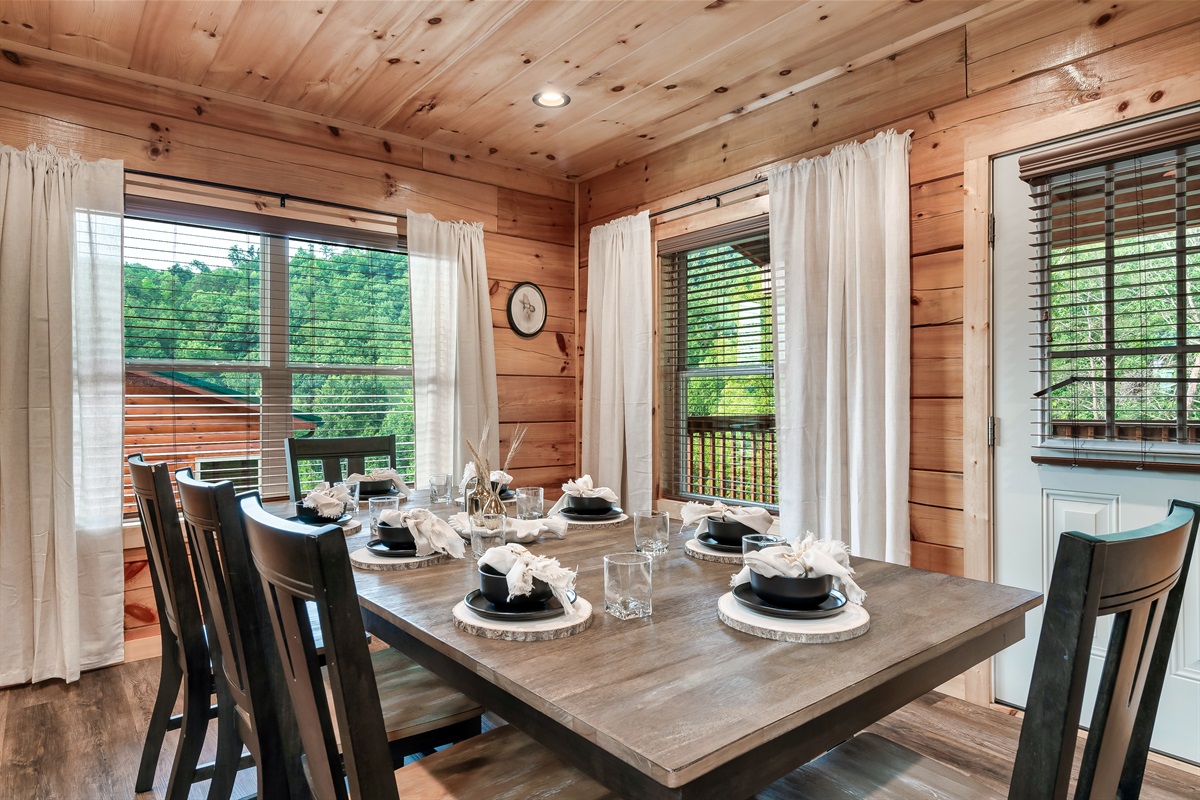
[[0, 0, 989, 179]]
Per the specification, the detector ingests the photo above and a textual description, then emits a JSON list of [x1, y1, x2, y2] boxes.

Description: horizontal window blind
[[1029, 139, 1200, 454], [123, 215, 415, 515], [660, 223, 776, 506]]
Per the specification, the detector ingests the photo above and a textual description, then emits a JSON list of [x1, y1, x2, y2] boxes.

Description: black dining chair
[[239, 494, 618, 800], [285, 434, 398, 501], [768, 499, 1199, 799], [127, 454, 240, 800]]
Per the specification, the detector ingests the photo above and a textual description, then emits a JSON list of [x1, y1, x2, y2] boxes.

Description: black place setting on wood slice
[[468, 564, 570, 621], [356, 478, 400, 497], [292, 501, 350, 525], [368, 522, 417, 558]]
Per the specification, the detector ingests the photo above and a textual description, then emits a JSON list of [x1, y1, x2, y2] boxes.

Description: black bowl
[[295, 501, 342, 524], [708, 517, 755, 546], [356, 478, 394, 496], [376, 522, 415, 547], [479, 564, 552, 609], [567, 494, 612, 513], [748, 571, 834, 609]]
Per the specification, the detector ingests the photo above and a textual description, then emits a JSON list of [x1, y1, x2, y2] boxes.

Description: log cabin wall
[[0, 56, 577, 660], [577, 2, 1200, 578]]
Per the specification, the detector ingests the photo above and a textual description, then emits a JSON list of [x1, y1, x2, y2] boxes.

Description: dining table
[[293, 493, 1042, 800]]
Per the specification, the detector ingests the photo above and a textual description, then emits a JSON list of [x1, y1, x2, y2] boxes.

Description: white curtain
[[0, 144, 125, 685], [408, 211, 499, 484], [768, 131, 911, 563], [582, 211, 653, 512]]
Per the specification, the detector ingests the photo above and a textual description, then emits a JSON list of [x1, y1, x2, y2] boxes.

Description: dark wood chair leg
[[164, 676, 213, 800], [208, 681, 243, 800], [135, 650, 183, 792]]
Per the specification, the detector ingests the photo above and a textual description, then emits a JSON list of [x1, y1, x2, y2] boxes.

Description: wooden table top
[[325, 495, 1041, 799]]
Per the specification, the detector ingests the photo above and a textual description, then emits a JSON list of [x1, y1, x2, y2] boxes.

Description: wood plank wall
[[577, 1, 1200, 577], [0, 56, 577, 659]]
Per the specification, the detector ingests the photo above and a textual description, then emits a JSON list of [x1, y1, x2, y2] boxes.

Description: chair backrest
[[284, 434, 398, 501], [240, 494, 400, 800], [175, 469, 296, 765], [127, 454, 209, 671], [1012, 499, 1199, 800]]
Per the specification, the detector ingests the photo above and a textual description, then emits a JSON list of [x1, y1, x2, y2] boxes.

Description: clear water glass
[[516, 486, 544, 519], [742, 533, 786, 555], [470, 525, 506, 559], [428, 472, 452, 503], [335, 481, 360, 515], [604, 552, 653, 620], [368, 496, 399, 537], [633, 510, 670, 555]]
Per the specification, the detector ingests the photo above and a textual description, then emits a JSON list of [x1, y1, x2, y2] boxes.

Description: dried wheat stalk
[[502, 423, 528, 473]]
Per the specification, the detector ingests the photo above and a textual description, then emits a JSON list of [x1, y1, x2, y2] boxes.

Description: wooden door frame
[[959, 100, 1200, 704]]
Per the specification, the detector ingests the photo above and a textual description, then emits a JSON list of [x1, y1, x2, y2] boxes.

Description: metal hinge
[[987, 213, 995, 247], [988, 415, 997, 447]]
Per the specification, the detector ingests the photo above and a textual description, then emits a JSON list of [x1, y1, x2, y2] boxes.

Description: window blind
[[660, 222, 776, 506], [123, 214, 415, 514], [1028, 139, 1200, 456]]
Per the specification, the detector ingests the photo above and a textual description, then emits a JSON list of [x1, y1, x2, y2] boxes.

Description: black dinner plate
[[732, 584, 847, 620], [358, 485, 401, 498], [694, 532, 743, 553], [464, 589, 575, 621], [559, 506, 624, 522], [288, 512, 351, 525], [366, 540, 418, 558]]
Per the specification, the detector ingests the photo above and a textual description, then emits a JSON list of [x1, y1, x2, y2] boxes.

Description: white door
[[992, 151, 1200, 763]]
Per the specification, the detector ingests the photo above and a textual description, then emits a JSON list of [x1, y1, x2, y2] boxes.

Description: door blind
[[1028, 139, 1200, 455], [123, 215, 415, 514], [660, 224, 776, 506]]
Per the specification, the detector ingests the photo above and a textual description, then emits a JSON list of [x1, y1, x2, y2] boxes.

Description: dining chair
[[239, 494, 618, 800], [127, 454, 239, 800], [285, 434, 398, 501], [771, 499, 1199, 800]]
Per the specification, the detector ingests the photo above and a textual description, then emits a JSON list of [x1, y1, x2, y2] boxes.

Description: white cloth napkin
[[547, 474, 620, 515], [680, 500, 774, 536], [730, 533, 866, 605], [447, 513, 568, 544], [379, 508, 464, 558], [346, 468, 410, 495], [459, 463, 515, 493], [478, 543, 578, 616], [301, 482, 352, 519]]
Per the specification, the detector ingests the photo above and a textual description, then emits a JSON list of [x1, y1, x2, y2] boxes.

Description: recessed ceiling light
[[532, 91, 570, 108]]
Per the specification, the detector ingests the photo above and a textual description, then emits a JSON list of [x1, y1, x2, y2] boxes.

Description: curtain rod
[[649, 176, 768, 219], [124, 169, 407, 221]]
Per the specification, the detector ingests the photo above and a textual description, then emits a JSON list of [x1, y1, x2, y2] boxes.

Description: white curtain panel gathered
[[582, 211, 653, 513], [408, 211, 499, 484], [0, 144, 125, 685], [768, 130, 912, 564]]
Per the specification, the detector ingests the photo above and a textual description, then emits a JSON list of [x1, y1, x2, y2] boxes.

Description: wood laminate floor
[[0, 659, 1196, 799]]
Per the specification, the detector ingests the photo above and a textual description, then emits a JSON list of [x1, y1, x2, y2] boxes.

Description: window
[[659, 220, 776, 506], [123, 212, 414, 513], [1025, 134, 1199, 459]]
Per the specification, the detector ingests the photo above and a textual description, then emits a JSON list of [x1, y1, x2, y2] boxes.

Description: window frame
[[122, 188, 413, 504]]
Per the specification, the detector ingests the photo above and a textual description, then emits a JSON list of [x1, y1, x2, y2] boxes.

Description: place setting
[[546, 475, 627, 527], [292, 481, 363, 535], [718, 534, 870, 643], [344, 467, 410, 499], [350, 501, 465, 571], [680, 500, 776, 564], [453, 543, 594, 641]]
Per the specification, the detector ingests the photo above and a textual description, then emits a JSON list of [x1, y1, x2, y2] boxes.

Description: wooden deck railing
[[683, 414, 777, 505]]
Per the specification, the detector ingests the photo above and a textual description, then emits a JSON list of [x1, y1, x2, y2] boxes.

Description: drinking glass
[[335, 481, 360, 515], [368, 496, 400, 537], [604, 552, 653, 619], [742, 533, 787, 555], [428, 472, 452, 503], [633, 510, 670, 555], [516, 487, 544, 520], [470, 524, 506, 559]]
